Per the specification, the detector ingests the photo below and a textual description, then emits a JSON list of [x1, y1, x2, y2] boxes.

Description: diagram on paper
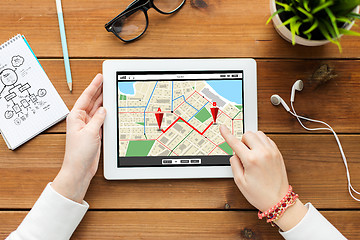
[[0, 55, 49, 126]]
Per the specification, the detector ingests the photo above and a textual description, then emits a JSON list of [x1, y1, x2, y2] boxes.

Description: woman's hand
[[220, 125, 289, 212], [52, 74, 106, 203], [220, 125, 307, 231]]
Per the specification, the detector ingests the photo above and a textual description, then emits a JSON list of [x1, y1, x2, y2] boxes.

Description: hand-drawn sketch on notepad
[[0, 35, 69, 150], [0, 55, 50, 125]]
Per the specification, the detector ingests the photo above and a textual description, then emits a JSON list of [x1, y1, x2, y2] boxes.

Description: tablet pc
[[103, 59, 257, 180]]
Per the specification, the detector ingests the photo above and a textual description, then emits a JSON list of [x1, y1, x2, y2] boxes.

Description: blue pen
[[56, 0, 72, 92]]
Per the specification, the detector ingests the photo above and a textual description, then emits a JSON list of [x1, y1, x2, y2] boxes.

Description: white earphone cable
[[289, 102, 360, 202]]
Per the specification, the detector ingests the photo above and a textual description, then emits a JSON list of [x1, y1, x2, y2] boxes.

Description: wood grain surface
[[0, 0, 360, 59], [1, 0, 360, 239], [1, 211, 359, 239]]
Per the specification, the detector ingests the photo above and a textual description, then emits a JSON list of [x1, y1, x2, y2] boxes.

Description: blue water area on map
[[118, 80, 243, 104], [118, 82, 135, 95], [206, 80, 243, 105]]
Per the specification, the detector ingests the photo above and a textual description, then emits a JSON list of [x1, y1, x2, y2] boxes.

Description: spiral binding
[[0, 34, 21, 51]]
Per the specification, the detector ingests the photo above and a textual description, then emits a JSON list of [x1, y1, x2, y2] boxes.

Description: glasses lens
[[113, 10, 147, 41], [153, 0, 185, 13]]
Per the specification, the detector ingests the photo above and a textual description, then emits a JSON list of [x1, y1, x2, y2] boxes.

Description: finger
[[89, 93, 103, 117], [86, 107, 107, 134], [73, 74, 103, 110], [220, 125, 249, 160], [99, 127, 103, 139], [241, 131, 263, 149], [268, 137, 279, 150], [66, 110, 84, 132], [256, 131, 271, 146], [230, 154, 245, 185], [86, 83, 103, 113]]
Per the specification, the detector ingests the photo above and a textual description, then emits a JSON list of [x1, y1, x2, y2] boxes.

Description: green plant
[[267, 0, 360, 51]]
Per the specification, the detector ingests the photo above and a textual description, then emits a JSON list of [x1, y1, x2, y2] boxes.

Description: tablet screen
[[117, 71, 244, 167]]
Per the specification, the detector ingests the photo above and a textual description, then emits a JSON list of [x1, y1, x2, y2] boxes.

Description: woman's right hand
[[220, 125, 307, 231], [52, 74, 106, 204]]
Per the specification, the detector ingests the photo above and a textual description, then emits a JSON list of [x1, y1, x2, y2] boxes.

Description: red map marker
[[155, 108, 164, 130], [210, 102, 219, 123]]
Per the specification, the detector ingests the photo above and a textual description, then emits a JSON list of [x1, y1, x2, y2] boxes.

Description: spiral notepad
[[0, 34, 69, 150]]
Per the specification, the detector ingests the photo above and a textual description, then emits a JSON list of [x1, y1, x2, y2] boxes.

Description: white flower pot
[[269, 0, 360, 46]]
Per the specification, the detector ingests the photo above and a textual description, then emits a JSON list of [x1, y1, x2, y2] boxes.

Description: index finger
[[219, 125, 249, 160], [73, 73, 103, 110]]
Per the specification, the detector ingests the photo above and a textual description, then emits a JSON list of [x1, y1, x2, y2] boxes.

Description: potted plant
[[267, 0, 360, 51]]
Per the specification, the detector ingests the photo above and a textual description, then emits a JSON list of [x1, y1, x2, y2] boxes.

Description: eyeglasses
[[105, 0, 186, 42]]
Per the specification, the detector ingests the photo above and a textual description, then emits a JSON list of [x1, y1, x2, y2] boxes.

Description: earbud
[[290, 80, 304, 102], [270, 94, 290, 112], [271, 80, 303, 112], [271, 79, 360, 202]]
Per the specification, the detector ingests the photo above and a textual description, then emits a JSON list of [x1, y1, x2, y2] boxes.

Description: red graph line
[[119, 111, 172, 114], [161, 117, 181, 133], [203, 135, 217, 147], [156, 131, 165, 141], [217, 146, 229, 155], [120, 89, 241, 156], [201, 121, 214, 135], [119, 112, 143, 114], [194, 90, 213, 106], [179, 117, 202, 135], [172, 112, 180, 118], [194, 90, 205, 98], [119, 139, 156, 141], [214, 140, 231, 155], [160, 116, 213, 137], [173, 100, 186, 112], [194, 91, 233, 120], [218, 108, 232, 120], [156, 139, 178, 156], [185, 91, 197, 102], [173, 91, 198, 112], [208, 146, 217, 155]]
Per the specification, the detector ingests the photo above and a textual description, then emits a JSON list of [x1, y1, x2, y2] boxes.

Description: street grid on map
[[118, 80, 243, 157]]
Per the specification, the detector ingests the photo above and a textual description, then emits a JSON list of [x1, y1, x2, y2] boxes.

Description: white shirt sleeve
[[6, 182, 89, 240], [279, 202, 346, 240]]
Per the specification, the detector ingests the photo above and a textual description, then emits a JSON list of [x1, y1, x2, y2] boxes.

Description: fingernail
[[95, 73, 103, 82], [98, 107, 106, 115]]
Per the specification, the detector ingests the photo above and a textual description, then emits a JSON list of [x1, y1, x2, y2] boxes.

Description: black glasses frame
[[105, 0, 186, 42]]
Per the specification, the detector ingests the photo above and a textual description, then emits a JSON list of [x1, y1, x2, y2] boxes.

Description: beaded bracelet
[[258, 185, 299, 226]]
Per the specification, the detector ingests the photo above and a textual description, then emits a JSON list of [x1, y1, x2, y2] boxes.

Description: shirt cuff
[[10, 182, 89, 240], [279, 202, 346, 240]]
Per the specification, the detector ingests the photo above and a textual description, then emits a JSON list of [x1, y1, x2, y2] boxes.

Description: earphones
[[270, 80, 303, 112], [271, 80, 360, 202]]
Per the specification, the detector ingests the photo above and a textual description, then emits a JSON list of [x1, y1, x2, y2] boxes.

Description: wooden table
[[1, 0, 360, 239]]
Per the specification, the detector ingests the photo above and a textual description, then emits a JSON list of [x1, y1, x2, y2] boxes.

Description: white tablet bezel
[[103, 59, 257, 180]]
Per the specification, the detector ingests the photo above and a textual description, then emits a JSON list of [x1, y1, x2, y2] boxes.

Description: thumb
[[86, 107, 106, 133]]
